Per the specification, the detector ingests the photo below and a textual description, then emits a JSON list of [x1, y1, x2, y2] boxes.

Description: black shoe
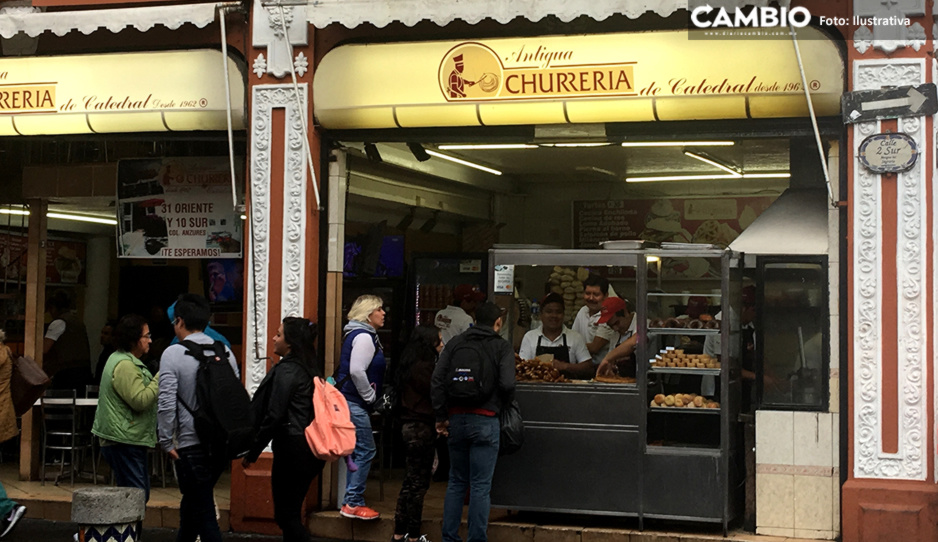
[[0, 505, 25, 538]]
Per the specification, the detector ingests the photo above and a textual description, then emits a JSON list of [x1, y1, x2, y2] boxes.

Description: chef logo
[[439, 43, 502, 101]]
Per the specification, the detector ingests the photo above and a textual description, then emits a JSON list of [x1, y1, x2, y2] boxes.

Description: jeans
[[174, 446, 223, 542], [343, 402, 376, 508], [394, 421, 436, 536], [442, 414, 500, 542], [101, 443, 151, 502], [271, 435, 325, 542]]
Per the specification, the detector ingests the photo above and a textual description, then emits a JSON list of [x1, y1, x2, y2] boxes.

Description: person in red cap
[[434, 285, 486, 345], [595, 297, 641, 378], [518, 293, 592, 378]]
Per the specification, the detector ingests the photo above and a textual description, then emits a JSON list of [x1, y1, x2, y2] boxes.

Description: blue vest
[[337, 328, 386, 409]]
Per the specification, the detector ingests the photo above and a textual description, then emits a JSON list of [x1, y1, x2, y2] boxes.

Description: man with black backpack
[[157, 294, 243, 542], [431, 302, 515, 542]]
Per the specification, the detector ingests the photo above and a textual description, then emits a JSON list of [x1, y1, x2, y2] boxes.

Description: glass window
[[757, 260, 828, 410]]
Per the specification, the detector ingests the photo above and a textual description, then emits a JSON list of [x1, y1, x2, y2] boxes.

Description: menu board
[[117, 158, 243, 259], [0, 233, 86, 284], [573, 196, 777, 277]]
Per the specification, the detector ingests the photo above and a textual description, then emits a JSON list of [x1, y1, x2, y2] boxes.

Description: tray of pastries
[[649, 392, 720, 411], [649, 348, 720, 374], [515, 354, 570, 383], [593, 374, 637, 384]]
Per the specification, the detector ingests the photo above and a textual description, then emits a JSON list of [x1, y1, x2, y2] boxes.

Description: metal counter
[[491, 381, 643, 516]]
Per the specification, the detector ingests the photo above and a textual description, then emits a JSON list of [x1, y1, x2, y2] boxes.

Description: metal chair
[[40, 389, 97, 485]]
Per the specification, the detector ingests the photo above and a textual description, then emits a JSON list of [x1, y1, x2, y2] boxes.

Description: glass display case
[[487, 247, 742, 532]]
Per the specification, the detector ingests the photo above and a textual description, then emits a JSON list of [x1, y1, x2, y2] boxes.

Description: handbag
[[498, 399, 524, 456], [11, 355, 51, 416]]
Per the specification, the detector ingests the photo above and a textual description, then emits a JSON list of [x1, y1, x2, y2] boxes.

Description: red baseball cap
[[454, 284, 485, 303], [597, 297, 627, 324]]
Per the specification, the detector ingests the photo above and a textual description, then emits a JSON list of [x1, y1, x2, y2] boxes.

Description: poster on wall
[[0, 233, 86, 284], [117, 158, 243, 259], [573, 196, 776, 278]]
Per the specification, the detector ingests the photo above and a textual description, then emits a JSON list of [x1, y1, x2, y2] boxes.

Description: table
[[33, 398, 98, 407]]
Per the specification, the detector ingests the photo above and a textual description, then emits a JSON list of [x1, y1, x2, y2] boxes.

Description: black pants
[[394, 421, 436, 537], [271, 435, 326, 542], [174, 446, 224, 542]]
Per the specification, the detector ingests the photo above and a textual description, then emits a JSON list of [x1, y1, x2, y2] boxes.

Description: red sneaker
[[340, 504, 380, 520]]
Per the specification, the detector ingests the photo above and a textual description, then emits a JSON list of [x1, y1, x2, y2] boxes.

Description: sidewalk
[[0, 461, 232, 531], [0, 460, 829, 542], [308, 473, 827, 542]]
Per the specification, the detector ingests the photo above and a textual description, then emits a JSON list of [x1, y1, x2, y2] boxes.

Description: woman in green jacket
[[91, 314, 159, 501]]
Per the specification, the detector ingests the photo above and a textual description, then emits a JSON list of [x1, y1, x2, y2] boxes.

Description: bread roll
[[577, 267, 590, 281], [693, 396, 705, 407], [654, 394, 666, 405], [688, 319, 703, 329], [674, 397, 684, 407], [664, 395, 675, 406]]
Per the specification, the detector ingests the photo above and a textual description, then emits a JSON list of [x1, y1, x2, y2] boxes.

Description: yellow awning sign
[[314, 28, 843, 129], [0, 49, 245, 136]]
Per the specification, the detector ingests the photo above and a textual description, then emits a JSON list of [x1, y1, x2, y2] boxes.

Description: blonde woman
[[0, 330, 26, 537], [337, 295, 387, 520]]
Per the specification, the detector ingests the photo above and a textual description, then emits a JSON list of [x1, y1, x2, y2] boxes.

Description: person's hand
[[241, 457, 253, 469], [168, 448, 180, 461], [596, 359, 615, 377], [436, 420, 450, 437]]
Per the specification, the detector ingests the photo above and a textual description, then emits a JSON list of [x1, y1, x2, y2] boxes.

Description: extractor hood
[[729, 187, 829, 255]]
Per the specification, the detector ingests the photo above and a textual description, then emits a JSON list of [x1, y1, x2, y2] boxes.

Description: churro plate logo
[[439, 42, 636, 102]]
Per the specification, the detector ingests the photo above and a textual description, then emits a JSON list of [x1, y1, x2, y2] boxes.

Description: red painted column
[[840, 2, 938, 540], [229, 3, 321, 534]]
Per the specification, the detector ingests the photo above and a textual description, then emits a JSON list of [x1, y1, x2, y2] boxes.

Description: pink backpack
[[306, 377, 357, 461]]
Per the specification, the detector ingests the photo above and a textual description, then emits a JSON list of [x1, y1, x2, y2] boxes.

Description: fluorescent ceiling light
[[437, 144, 536, 150], [683, 151, 741, 177], [743, 173, 791, 179], [426, 150, 502, 175], [540, 143, 613, 148], [0, 207, 117, 225], [0, 208, 29, 216], [626, 172, 790, 182], [625, 174, 741, 182], [621, 141, 734, 147], [646, 255, 660, 262], [48, 212, 118, 225]]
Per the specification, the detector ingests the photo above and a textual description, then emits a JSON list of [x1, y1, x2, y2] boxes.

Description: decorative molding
[[251, 1, 307, 79], [0, 2, 215, 38], [853, 26, 873, 54], [852, 58, 927, 481], [247, 84, 308, 394], [294, 52, 308, 77], [303, 0, 786, 28], [252, 54, 267, 79], [281, 85, 308, 321]]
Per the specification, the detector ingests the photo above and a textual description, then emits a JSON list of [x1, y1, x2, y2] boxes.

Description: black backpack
[[445, 334, 498, 407], [177, 340, 254, 461]]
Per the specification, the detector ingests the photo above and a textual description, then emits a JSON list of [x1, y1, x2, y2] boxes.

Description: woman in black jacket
[[392, 325, 443, 542], [242, 317, 323, 542]]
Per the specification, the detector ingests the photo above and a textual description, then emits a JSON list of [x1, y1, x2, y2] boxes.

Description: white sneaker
[[0, 505, 25, 538]]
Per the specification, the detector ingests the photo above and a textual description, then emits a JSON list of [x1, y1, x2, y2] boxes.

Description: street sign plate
[[842, 83, 938, 124], [857, 132, 918, 173]]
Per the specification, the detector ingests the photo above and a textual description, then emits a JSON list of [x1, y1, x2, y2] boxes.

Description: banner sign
[[0, 233, 86, 284], [117, 158, 243, 259]]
